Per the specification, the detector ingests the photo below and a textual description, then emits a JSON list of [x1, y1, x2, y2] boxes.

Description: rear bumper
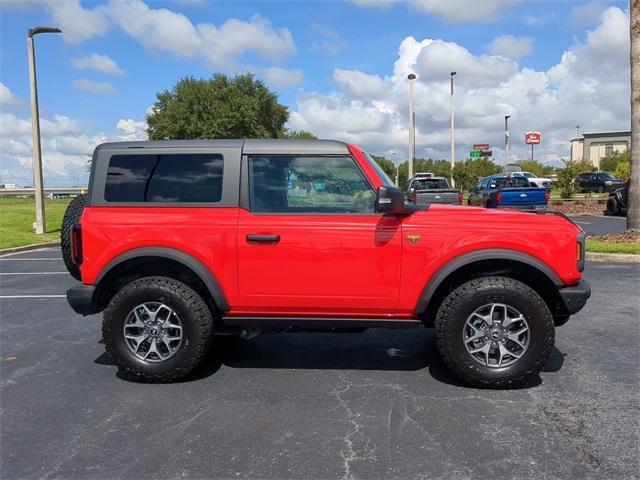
[[66, 284, 104, 316], [558, 280, 591, 315], [496, 204, 547, 211]]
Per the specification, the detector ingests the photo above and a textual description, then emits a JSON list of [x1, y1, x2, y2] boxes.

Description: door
[[236, 154, 403, 316]]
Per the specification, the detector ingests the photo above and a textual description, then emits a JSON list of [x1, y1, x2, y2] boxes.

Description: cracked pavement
[[1, 249, 638, 479]]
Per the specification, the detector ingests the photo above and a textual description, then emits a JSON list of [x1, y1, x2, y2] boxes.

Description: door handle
[[246, 234, 280, 244]]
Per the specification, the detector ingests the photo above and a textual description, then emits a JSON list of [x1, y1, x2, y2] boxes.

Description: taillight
[[71, 224, 82, 265], [458, 191, 463, 205], [496, 192, 502, 204]]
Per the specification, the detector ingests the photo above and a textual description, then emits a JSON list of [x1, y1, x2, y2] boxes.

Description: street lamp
[[504, 115, 511, 168], [28, 25, 61, 235], [450, 71, 456, 187], [407, 73, 416, 180]]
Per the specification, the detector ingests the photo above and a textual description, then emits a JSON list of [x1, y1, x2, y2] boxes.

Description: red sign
[[525, 131, 541, 144], [473, 143, 490, 150]]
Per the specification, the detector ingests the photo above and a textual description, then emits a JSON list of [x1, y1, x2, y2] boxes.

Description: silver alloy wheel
[[123, 302, 183, 363], [463, 303, 530, 368]]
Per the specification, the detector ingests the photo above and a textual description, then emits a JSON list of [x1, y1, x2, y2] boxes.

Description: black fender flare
[[414, 249, 562, 315], [96, 247, 229, 312]]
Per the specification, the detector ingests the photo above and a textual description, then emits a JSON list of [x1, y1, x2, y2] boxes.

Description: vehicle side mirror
[[375, 186, 411, 214]]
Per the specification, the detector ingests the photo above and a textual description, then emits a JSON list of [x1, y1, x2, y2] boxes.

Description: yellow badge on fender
[[406, 234, 421, 245]]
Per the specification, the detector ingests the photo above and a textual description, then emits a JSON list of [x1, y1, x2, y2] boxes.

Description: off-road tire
[[103, 276, 214, 383], [435, 276, 554, 389], [60, 193, 87, 280], [604, 197, 620, 216]]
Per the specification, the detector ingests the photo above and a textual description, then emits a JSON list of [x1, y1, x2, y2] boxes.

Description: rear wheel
[[60, 194, 87, 280], [103, 276, 214, 382], [435, 276, 554, 388]]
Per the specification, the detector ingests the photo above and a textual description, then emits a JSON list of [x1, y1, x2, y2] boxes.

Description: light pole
[[407, 73, 416, 180], [576, 125, 580, 137], [504, 115, 511, 168], [450, 71, 456, 187], [28, 26, 61, 235]]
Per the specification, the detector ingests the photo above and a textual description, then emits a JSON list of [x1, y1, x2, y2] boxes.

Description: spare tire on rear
[[61, 193, 87, 280]]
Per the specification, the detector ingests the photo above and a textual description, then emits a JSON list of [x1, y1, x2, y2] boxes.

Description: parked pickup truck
[[62, 139, 589, 388], [467, 175, 549, 210], [408, 176, 461, 205]]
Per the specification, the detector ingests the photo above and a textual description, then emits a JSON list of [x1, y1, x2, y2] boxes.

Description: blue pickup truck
[[467, 175, 549, 210]]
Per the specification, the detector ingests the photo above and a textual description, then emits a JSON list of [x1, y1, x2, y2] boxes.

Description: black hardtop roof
[[95, 139, 350, 155]]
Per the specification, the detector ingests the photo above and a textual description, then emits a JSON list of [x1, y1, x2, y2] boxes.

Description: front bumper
[[558, 280, 591, 315], [66, 284, 104, 316]]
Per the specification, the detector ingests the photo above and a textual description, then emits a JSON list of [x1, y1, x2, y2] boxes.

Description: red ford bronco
[[63, 139, 590, 387]]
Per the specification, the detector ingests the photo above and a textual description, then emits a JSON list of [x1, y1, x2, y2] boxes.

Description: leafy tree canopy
[[516, 159, 554, 177], [147, 74, 290, 140]]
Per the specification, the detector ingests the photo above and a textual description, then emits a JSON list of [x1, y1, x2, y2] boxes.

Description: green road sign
[[470, 150, 481, 158]]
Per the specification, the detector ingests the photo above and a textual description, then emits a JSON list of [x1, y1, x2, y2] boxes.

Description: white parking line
[[0, 258, 62, 261], [0, 248, 59, 258], [0, 272, 68, 275], [0, 295, 66, 299]]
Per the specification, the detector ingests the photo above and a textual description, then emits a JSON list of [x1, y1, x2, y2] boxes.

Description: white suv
[[511, 171, 553, 189]]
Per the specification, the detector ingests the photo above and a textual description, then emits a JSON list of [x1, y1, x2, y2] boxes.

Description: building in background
[[570, 131, 631, 169]]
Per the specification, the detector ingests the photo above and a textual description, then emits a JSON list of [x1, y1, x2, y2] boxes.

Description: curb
[[0, 241, 60, 256], [586, 252, 640, 263]]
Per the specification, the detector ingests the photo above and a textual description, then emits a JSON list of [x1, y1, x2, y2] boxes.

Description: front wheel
[[435, 276, 554, 388], [103, 276, 214, 382]]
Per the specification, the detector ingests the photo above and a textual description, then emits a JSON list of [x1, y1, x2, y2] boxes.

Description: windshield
[[363, 151, 395, 187], [522, 172, 535, 178], [599, 172, 616, 180], [410, 178, 449, 190]]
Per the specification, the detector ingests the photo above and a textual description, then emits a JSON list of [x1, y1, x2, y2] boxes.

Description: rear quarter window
[[104, 153, 224, 203]]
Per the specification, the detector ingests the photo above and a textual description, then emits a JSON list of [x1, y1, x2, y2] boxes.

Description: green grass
[[0, 197, 71, 249], [586, 239, 640, 255]]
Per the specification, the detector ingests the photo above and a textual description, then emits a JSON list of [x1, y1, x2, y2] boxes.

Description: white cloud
[[0, 82, 21, 107], [104, 1, 295, 69], [569, 1, 609, 26], [310, 24, 347, 54], [262, 67, 304, 88], [0, 112, 147, 186], [71, 53, 125, 76], [46, 0, 110, 43], [197, 14, 295, 69], [288, 7, 630, 167], [351, 0, 520, 22], [106, 0, 202, 57], [73, 79, 116, 95], [116, 118, 147, 140], [487, 35, 534, 60], [332, 69, 386, 100], [15, 0, 296, 73]]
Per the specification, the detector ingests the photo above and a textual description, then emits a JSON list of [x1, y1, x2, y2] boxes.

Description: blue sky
[[0, 0, 631, 185]]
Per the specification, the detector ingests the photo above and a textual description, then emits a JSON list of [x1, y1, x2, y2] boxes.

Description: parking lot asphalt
[[1, 248, 638, 480], [568, 215, 626, 236]]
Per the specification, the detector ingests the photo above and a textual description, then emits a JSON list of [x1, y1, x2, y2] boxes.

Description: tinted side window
[[105, 154, 223, 203], [249, 155, 374, 214]]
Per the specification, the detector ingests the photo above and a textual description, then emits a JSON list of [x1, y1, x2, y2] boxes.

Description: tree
[[147, 74, 289, 140], [282, 130, 316, 140], [629, 0, 640, 230], [556, 159, 595, 198], [371, 155, 396, 179], [599, 149, 630, 173], [516, 159, 553, 177]]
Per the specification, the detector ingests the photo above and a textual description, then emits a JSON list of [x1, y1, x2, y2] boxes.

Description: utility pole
[[450, 71, 456, 188], [504, 115, 511, 168], [576, 125, 580, 137], [628, 0, 639, 231], [407, 73, 416, 180], [27, 26, 61, 235]]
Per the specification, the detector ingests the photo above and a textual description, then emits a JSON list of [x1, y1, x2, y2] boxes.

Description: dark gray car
[[408, 177, 460, 205]]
